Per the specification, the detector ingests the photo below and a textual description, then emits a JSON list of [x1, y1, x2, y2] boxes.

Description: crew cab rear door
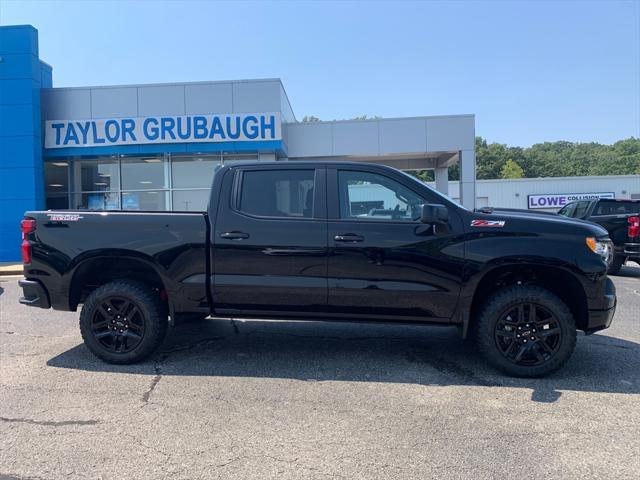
[[212, 165, 328, 315]]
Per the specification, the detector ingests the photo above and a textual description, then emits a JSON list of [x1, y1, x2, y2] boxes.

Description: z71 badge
[[471, 219, 505, 228], [47, 213, 83, 222]]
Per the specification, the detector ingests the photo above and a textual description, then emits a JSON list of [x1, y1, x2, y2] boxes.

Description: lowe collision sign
[[44, 113, 281, 149], [528, 192, 615, 209]]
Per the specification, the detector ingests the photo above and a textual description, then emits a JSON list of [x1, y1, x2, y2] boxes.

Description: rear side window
[[238, 169, 315, 218], [594, 201, 640, 216], [573, 201, 591, 218]]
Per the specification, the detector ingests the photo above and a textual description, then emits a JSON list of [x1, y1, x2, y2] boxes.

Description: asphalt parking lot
[[1, 267, 639, 480]]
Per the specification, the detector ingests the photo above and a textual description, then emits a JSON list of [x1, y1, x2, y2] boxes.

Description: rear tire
[[79, 280, 167, 364], [607, 255, 625, 275], [474, 285, 577, 377]]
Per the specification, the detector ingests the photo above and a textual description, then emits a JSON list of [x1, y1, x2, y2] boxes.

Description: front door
[[213, 166, 327, 315], [326, 167, 464, 322]]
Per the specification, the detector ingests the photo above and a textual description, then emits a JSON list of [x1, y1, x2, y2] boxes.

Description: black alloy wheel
[[80, 280, 167, 364], [474, 285, 577, 377], [494, 303, 562, 366], [91, 296, 145, 353]]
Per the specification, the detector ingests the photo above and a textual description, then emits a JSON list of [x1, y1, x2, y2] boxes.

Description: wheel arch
[[68, 252, 170, 312], [468, 264, 589, 332]]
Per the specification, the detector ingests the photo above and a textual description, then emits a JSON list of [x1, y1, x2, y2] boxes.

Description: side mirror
[[420, 203, 449, 224]]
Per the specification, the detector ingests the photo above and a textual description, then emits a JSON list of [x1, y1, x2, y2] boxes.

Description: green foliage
[[475, 136, 640, 179], [500, 159, 525, 179], [301, 115, 321, 123]]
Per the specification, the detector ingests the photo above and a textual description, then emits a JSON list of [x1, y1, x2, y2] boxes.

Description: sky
[[1, 0, 639, 147]]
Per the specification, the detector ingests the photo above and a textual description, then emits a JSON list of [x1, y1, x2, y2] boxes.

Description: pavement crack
[[160, 336, 225, 355], [142, 364, 162, 404], [0, 416, 99, 427]]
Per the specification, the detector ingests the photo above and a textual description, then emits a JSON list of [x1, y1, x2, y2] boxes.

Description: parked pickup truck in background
[[557, 198, 640, 274], [19, 162, 617, 377]]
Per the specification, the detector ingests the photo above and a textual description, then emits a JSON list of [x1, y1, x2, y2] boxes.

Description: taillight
[[20, 219, 36, 264], [629, 216, 640, 239]]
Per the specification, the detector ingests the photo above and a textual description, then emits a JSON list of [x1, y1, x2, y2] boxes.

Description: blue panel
[[0, 53, 41, 80], [138, 143, 187, 154], [40, 62, 52, 88], [0, 136, 39, 167], [0, 25, 46, 262], [0, 167, 39, 199], [0, 25, 38, 55], [0, 79, 39, 105], [0, 198, 39, 261], [0, 104, 40, 136], [44, 140, 285, 157]]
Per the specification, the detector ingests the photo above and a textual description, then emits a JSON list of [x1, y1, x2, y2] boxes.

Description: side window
[[621, 202, 640, 215], [558, 203, 576, 217], [338, 170, 425, 222], [238, 169, 315, 218], [573, 201, 591, 218], [594, 201, 638, 216]]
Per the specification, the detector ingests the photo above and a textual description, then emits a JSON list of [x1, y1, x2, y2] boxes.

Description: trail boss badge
[[47, 213, 83, 222], [470, 219, 506, 227]]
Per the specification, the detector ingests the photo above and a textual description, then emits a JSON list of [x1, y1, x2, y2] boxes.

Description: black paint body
[[19, 162, 617, 334]]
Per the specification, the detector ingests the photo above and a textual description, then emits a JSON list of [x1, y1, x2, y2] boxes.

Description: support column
[[459, 149, 476, 210], [435, 165, 449, 196], [0, 25, 49, 261], [258, 152, 276, 161]]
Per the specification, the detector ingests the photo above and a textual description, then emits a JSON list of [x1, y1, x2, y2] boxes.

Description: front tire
[[79, 280, 167, 364], [474, 286, 577, 377]]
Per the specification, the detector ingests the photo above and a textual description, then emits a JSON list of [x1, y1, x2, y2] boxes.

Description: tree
[[500, 159, 525, 179], [301, 115, 321, 123]]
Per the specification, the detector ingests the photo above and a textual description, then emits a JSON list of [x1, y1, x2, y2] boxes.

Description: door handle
[[334, 233, 364, 243], [220, 231, 249, 240]]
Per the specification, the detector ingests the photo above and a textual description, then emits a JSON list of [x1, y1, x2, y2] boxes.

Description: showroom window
[[44, 152, 259, 212], [44, 161, 70, 209]]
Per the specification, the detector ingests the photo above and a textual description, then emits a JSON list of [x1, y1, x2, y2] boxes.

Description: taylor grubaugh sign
[[528, 192, 615, 209], [44, 112, 281, 148]]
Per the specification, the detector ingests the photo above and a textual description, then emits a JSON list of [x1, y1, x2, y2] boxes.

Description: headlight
[[586, 237, 613, 263]]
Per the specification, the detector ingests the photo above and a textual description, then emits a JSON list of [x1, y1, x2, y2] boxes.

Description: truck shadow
[[47, 318, 639, 404]]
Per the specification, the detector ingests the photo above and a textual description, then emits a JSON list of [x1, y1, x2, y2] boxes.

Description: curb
[[0, 264, 23, 276]]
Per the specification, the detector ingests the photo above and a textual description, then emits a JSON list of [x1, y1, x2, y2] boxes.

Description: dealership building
[[1, 25, 639, 261], [1, 24, 478, 261]]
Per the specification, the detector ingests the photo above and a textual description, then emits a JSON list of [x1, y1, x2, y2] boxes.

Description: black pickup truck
[[557, 198, 640, 274], [19, 162, 617, 377]]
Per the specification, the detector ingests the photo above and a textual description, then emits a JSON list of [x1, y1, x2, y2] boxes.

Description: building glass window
[[74, 192, 120, 210], [122, 191, 168, 211], [172, 156, 219, 189], [121, 157, 167, 190], [172, 189, 210, 211], [44, 161, 70, 209], [44, 152, 259, 212], [74, 158, 120, 192]]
